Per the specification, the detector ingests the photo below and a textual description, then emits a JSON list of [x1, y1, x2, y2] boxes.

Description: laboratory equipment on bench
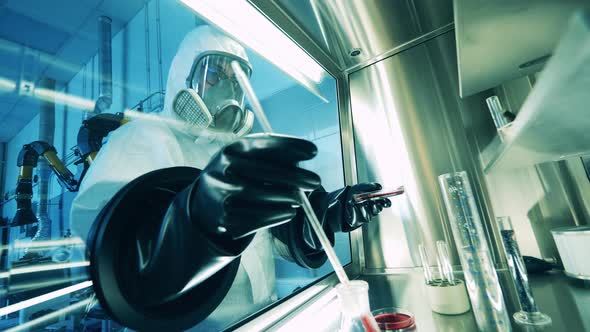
[[497, 217, 551, 326], [420, 242, 470, 315], [231, 61, 380, 332], [11, 141, 80, 227], [439, 171, 511, 331]]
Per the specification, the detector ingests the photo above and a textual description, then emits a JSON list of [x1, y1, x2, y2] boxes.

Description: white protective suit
[[70, 26, 276, 330]]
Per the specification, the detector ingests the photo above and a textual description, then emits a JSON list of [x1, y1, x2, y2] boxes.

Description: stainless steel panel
[[247, 0, 342, 77], [410, 0, 454, 35], [455, 0, 589, 97], [335, 72, 365, 276], [349, 31, 499, 270], [280, 0, 420, 70], [253, 0, 452, 73]]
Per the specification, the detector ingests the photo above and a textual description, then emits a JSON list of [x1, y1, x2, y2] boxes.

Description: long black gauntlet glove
[[104, 134, 320, 308], [87, 135, 321, 331], [192, 133, 321, 240]]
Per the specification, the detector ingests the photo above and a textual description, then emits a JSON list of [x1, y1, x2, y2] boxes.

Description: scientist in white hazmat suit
[[70, 26, 391, 331]]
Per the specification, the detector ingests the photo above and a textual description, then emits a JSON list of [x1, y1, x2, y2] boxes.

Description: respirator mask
[[173, 52, 254, 136]]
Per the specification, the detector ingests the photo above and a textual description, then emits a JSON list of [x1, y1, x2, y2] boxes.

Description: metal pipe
[[144, 5, 152, 111], [0, 143, 6, 218], [95, 16, 113, 114], [59, 84, 69, 235], [155, 0, 165, 109], [35, 78, 56, 241]]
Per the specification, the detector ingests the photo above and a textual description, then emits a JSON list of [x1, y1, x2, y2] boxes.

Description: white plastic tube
[[231, 61, 350, 285]]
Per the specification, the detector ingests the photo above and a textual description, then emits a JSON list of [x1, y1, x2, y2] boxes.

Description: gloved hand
[[191, 133, 321, 240], [272, 182, 392, 268], [323, 182, 392, 233]]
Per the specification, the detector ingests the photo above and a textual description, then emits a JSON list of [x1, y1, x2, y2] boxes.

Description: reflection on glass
[[0, 0, 348, 330]]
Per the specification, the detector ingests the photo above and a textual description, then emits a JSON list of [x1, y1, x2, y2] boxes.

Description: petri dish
[[371, 307, 416, 331]]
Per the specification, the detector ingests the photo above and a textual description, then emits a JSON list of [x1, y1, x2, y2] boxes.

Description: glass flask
[[336, 280, 380, 332], [438, 171, 511, 332], [496, 217, 551, 326]]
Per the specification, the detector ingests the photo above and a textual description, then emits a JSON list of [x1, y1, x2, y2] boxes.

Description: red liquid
[[374, 313, 415, 330]]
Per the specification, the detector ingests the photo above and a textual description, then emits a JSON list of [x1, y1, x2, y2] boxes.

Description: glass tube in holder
[[439, 171, 511, 332], [497, 217, 551, 326]]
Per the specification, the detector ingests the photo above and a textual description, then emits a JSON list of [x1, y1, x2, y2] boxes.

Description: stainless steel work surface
[[361, 270, 590, 331]]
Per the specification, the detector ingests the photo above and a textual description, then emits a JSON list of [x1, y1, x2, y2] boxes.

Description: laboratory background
[[0, 0, 589, 331]]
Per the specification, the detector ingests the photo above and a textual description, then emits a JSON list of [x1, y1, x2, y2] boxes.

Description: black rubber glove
[[272, 182, 392, 268], [191, 133, 321, 240], [324, 182, 392, 233]]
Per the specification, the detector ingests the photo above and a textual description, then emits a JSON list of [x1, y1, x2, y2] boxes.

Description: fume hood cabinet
[[454, 0, 589, 97]]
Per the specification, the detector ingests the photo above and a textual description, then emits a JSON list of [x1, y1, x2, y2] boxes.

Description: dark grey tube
[[96, 16, 113, 114], [36, 78, 56, 240], [0, 143, 6, 218]]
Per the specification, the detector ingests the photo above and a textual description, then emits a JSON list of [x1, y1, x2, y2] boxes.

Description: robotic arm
[[10, 113, 127, 227], [12, 141, 78, 226], [76, 112, 127, 166]]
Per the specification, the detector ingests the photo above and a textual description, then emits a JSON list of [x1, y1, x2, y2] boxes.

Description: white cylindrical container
[[551, 226, 590, 280], [425, 280, 471, 315]]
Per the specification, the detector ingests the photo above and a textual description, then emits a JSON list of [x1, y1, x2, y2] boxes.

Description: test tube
[[485, 96, 509, 129], [436, 240, 455, 285], [419, 243, 433, 284], [497, 217, 551, 326], [439, 171, 511, 332]]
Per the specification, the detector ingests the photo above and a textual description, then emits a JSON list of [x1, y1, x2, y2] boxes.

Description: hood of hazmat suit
[[70, 26, 275, 331]]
